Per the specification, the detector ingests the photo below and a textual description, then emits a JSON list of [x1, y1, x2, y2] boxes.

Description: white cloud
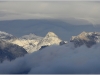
[[1, 44, 100, 74], [0, 1, 100, 25]]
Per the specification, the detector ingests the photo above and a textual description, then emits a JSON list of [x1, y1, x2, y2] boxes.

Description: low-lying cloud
[[0, 43, 100, 74]]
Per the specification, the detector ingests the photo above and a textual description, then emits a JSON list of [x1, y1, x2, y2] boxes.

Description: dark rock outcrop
[[0, 40, 27, 63]]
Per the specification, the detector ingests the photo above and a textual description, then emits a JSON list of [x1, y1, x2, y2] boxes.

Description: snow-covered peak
[[0, 31, 67, 53], [35, 32, 63, 51], [70, 31, 100, 48], [43, 32, 61, 42], [21, 33, 43, 40], [45, 32, 58, 38], [40, 32, 62, 45], [0, 31, 15, 40], [71, 32, 98, 41], [28, 32, 68, 53]]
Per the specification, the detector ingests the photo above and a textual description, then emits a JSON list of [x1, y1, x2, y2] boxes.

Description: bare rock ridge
[[70, 31, 100, 48]]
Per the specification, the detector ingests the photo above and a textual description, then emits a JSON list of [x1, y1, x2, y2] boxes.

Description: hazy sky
[[0, 1, 100, 25]]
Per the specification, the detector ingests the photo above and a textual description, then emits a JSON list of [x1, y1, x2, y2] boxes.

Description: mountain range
[[1, 30, 100, 62], [0, 31, 67, 53]]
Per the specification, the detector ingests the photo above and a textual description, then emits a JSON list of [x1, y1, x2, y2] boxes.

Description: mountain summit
[[38, 32, 62, 45], [45, 32, 59, 37], [27, 32, 67, 53], [70, 31, 100, 47], [35, 32, 65, 50]]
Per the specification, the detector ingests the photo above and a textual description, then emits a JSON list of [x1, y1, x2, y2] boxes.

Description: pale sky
[[0, 1, 100, 25]]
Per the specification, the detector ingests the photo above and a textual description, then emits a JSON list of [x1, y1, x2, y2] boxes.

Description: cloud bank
[[0, 43, 100, 74], [0, 1, 100, 25]]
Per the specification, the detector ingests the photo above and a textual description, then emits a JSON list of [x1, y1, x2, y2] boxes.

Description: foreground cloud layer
[[0, 1, 100, 25], [0, 44, 100, 74]]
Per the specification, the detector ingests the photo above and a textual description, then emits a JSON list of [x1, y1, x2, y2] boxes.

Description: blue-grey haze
[[0, 19, 100, 40]]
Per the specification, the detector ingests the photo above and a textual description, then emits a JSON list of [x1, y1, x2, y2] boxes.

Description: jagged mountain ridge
[[2, 30, 100, 65], [1, 30, 100, 52], [0, 31, 67, 53], [10, 33, 43, 52], [29, 32, 66, 53], [37, 32, 62, 46], [2, 30, 100, 54], [11, 32, 67, 53], [70, 31, 100, 48]]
